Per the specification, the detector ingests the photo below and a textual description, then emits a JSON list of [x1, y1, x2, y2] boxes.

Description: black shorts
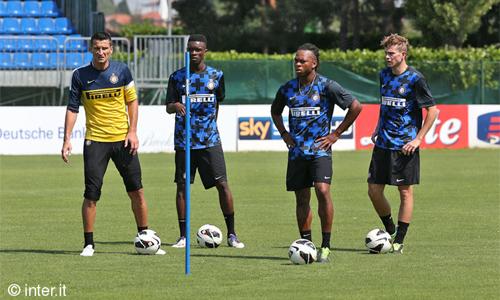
[[83, 140, 143, 201], [367, 146, 420, 186], [286, 156, 332, 191], [175, 144, 227, 189]]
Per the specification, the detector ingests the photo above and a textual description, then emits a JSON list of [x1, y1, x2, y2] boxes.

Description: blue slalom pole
[[184, 51, 191, 275]]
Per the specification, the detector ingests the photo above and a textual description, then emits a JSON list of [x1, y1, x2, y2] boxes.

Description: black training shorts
[[174, 144, 228, 189], [367, 146, 420, 186], [286, 156, 332, 191], [83, 139, 143, 201]]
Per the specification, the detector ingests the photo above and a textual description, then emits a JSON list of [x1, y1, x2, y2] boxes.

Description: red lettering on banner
[[355, 104, 468, 150]]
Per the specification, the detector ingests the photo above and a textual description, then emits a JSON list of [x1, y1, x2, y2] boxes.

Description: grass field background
[[0, 149, 499, 299]]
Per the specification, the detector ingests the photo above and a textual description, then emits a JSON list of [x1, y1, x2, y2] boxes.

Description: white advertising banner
[[0, 105, 238, 155], [236, 105, 356, 151], [468, 105, 500, 148]]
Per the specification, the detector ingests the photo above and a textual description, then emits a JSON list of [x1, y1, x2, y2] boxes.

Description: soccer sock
[[224, 213, 235, 236], [380, 214, 396, 235], [300, 230, 312, 241], [394, 221, 410, 244], [178, 219, 186, 237], [84, 232, 94, 248], [137, 226, 148, 232], [321, 232, 331, 249]]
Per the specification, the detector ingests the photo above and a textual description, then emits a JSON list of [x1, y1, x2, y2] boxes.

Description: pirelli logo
[[182, 94, 215, 103], [381, 96, 406, 107], [85, 88, 122, 100], [290, 107, 320, 118]]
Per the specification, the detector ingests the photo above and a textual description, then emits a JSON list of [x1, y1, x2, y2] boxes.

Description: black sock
[[137, 226, 148, 232], [380, 214, 396, 235], [300, 230, 312, 241], [178, 219, 186, 237], [84, 232, 94, 248], [224, 213, 235, 236], [321, 232, 331, 249], [394, 221, 409, 244]]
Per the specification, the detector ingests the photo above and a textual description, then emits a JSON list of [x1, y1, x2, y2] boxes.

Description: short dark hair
[[91, 32, 112, 45], [297, 43, 320, 69], [188, 34, 207, 46]]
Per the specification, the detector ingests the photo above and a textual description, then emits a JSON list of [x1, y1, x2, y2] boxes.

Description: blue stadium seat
[[38, 18, 55, 34], [13, 52, 30, 69], [65, 52, 84, 69], [17, 37, 34, 52], [32, 52, 49, 69], [0, 53, 14, 69], [40, 1, 60, 17], [67, 35, 86, 51], [54, 34, 67, 51], [55, 18, 72, 34], [20, 18, 37, 35], [35, 37, 57, 52], [48, 52, 62, 69], [83, 52, 93, 64], [24, 1, 42, 17], [1, 18, 22, 34], [0, 2, 8, 17], [6, 1, 23, 17], [0, 37, 16, 52]]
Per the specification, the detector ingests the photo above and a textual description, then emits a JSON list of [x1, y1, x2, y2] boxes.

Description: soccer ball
[[365, 229, 392, 254], [134, 229, 161, 254], [288, 239, 317, 264], [196, 224, 223, 248]]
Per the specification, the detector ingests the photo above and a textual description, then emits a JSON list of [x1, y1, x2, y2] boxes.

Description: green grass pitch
[[0, 149, 499, 299]]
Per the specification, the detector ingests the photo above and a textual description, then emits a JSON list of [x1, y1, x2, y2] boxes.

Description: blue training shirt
[[166, 66, 225, 150], [272, 74, 354, 160], [375, 66, 435, 150]]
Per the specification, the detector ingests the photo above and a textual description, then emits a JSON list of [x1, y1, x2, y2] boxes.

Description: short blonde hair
[[380, 33, 409, 53]]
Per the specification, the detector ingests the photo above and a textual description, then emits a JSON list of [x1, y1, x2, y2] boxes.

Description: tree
[[405, 0, 499, 47]]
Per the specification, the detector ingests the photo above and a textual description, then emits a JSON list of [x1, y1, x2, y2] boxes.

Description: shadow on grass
[[0, 249, 81, 255], [191, 253, 288, 261], [272, 246, 366, 253]]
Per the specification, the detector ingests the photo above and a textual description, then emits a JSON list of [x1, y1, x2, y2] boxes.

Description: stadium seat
[[55, 18, 73, 34], [65, 52, 83, 69], [6, 1, 23, 17], [24, 1, 42, 17], [20, 18, 37, 35], [38, 18, 55, 35], [0, 53, 14, 69], [67, 35, 86, 51], [0, 37, 16, 52], [83, 52, 93, 64], [32, 52, 49, 69], [35, 36, 57, 52], [48, 52, 62, 69], [54, 34, 67, 51], [13, 52, 30, 69], [0, 2, 8, 17], [40, 1, 60, 17], [17, 37, 34, 52], [1, 18, 22, 35]]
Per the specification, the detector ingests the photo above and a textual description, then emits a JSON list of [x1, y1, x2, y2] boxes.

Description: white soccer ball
[[196, 224, 223, 248], [134, 229, 161, 254], [365, 228, 392, 254], [288, 239, 317, 264]]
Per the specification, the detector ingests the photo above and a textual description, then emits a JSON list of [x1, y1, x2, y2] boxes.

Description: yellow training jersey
[[67, 61, 137, 142]]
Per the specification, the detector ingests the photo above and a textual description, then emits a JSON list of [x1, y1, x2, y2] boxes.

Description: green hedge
[[206, 47, 500, 91]]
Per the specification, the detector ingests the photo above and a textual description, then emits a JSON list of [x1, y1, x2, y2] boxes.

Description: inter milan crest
[[109, 73, 119, 84], [312, 93, 320, 102], [398, 86, 406, 95], [207, 79, 215, 91]]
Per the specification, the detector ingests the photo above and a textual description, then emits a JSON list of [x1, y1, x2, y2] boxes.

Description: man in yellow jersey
[[61, 32, 165, 256]]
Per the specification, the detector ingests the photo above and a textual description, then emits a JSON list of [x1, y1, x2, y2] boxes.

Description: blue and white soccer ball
[[134, 229, 161, 254], [288, 239, 317, 264], [365, 229, 392, 254], [196, 224, 223, 248]]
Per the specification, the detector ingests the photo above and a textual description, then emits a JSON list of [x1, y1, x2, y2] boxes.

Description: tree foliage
[[406, 0, 499, 47]]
